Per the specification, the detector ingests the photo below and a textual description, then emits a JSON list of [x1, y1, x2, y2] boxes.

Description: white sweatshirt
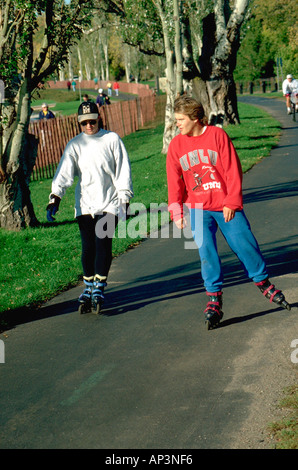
[[282, 78, 298, 95], [51, 129, 133, 217]]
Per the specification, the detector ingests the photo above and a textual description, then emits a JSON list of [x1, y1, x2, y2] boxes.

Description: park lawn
[[0, 103, 281, 316], [31, 87, 134, 116], [226, 105, 281, 172]]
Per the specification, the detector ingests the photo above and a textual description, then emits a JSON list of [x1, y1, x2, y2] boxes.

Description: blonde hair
[[174, 96, 208, 125]]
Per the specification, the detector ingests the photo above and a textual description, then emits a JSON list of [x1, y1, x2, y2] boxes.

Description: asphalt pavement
[[0, 96, 297, 451]]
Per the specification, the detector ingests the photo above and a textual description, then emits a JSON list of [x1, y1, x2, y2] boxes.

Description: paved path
[[0, 97, 297, 450]]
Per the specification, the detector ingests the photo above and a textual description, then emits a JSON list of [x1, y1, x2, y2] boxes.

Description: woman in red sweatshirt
[[167, 96, 291, 329]]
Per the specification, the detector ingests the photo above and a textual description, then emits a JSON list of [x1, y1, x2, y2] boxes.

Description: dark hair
[[174, 96, 208, 125]]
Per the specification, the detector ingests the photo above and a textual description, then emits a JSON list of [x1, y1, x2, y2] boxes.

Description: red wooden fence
[[29, 95, 156, 181]]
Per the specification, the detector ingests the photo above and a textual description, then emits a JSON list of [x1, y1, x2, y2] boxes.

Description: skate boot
[[204, 291, 224, 330], [78, 276, 93, 314], [92, 275, 107, 314], [255, 278, 291, 311]]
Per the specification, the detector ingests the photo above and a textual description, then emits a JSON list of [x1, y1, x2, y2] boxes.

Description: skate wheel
[[206, 318, 221, 330], [282, 301, 291, 311], [94, 302, 102, 315], [79, 303, 91, 314], [277, 299, 291, 311], [206, 319, 218, 330], [205, 313, 223, 330], [78, 304, 85, 315]]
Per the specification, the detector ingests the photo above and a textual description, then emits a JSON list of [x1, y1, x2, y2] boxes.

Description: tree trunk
[[124, 45, 131, 83], [196, 11, 241, 126], [0, 85, 39, 230], [0, 140, 39, 230], [160, 0, 249, 153], [159, 5, 177, 154], [192, 75, 239, 126], [174, 0, 183, 96]]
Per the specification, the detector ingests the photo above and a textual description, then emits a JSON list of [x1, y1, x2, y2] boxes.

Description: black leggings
[[77, 213, 118, 278]]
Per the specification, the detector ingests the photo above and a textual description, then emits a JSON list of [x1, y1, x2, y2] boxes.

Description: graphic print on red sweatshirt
[[166, 126, 243, 219]]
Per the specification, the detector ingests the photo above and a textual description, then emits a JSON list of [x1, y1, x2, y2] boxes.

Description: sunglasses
[[80, 120, 97, 126]]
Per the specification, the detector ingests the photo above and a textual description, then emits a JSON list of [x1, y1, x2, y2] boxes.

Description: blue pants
[[189, 209, 268, 293]]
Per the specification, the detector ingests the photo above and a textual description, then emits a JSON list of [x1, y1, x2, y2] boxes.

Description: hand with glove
[[46, 194, 61, 222]]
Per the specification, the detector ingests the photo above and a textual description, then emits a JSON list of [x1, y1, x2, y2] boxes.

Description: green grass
[[268, 385, 298, 449], [31, 87, 130, 116], [226, 105, 281, 172], [32, 87, 83, 104], [0, 102, 281, 317], [32, 91, 85, 116]]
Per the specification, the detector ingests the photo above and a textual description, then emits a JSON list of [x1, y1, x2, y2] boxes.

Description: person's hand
[[46, 195, 61, 222], [174, 217, 187, 229], [223, 206, 235, 222]]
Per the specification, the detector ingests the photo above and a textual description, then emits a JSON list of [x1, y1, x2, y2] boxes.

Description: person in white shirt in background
[[282, 74, 298, 114]]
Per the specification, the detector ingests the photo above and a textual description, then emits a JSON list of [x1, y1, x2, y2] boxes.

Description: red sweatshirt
[[167, 125, 243, 221]]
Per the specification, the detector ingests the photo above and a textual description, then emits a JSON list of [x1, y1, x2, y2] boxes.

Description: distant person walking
[[113, 81, 120, 96], [72, 79, 76, 92], [96, 88, 110, 110], [282, 74, 298, 114], [83, 94, 91, 102], [39, 103, 55, 120], [107, 82, 112, 96]]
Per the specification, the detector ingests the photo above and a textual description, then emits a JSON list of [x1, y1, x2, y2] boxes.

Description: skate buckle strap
[[93, 290, 104, 299], [93, 278, 106, 300], [206, 301, 221, 307], [263, 286, 281, 302], [93, 281, 107, 288], [256, 281, 281, 303], [83, 281, 93, 288], [204, 301, 221, 313], [83, 276, 94, 287]]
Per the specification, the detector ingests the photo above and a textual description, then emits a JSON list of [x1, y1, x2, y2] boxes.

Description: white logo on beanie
[[82, 103, 91, 114]]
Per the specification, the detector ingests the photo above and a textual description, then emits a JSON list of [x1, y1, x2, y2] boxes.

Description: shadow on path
[[1, 238, 296, 333]]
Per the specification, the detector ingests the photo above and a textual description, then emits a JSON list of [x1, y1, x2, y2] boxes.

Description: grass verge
[[268, 385, 298, 449]]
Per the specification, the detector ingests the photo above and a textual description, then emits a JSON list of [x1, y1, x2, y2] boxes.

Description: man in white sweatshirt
[[46, 101, 133, 313], [282, 74, 298, 114]]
